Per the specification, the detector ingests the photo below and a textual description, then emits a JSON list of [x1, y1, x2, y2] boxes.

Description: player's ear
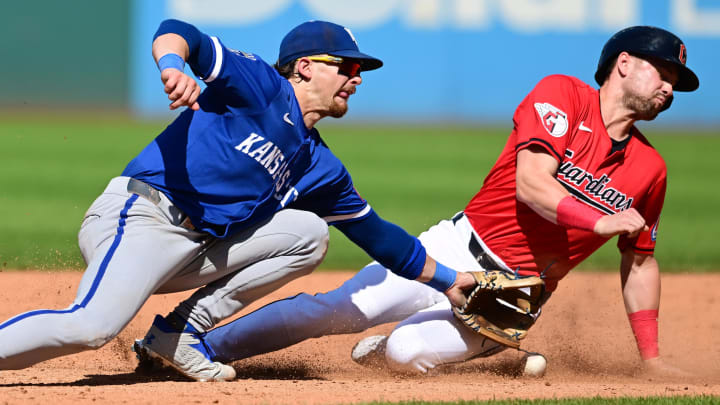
[[295, 57, 313, 81], [616, 51, 632, 79]]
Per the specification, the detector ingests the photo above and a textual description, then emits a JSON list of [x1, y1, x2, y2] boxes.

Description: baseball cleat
[[133, 338, 157, 372], [134, 315, 236, 382], [350, 335, 388, 368]]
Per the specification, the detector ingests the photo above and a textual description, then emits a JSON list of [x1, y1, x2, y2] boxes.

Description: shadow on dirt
[[0, 369, 188, 387], [0, 362, 326, 387]]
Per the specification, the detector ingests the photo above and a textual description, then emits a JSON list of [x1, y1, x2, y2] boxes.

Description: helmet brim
[[594, 26, 699, 92], [595, 52, 699, 92], [674, 64, 699, 92]]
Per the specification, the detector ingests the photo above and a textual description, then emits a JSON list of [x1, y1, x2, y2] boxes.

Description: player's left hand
[[160, 68, 201, 111], [443, 271, 476, 307]]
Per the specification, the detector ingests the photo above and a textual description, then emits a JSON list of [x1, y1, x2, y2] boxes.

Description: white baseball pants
[[206, 213, 506, 373]]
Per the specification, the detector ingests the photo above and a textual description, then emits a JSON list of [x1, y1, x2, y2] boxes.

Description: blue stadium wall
[[129, 0, 720, 125], [2, 1, 718, 125]]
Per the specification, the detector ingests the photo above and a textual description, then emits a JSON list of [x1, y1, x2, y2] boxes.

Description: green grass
[[0, 113, 166, 269], [320, 124, 720, 272], [358, 397, 720, 405], [0, 113, 718, 271]]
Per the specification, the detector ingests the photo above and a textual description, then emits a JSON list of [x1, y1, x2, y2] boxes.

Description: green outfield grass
[[0, 113, 718, 271]]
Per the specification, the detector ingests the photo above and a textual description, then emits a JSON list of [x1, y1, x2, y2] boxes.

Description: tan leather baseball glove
[[452, 271, 546, 349]]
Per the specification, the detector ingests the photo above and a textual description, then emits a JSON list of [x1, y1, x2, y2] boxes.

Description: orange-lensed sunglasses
[[307, 55, 362, 77]]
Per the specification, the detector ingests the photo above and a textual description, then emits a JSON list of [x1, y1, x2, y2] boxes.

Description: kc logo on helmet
[[534, 102, 568, 137]]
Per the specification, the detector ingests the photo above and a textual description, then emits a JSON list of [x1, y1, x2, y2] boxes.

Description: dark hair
[[274, 60, 297, 79], [596, 58, 619, 86]]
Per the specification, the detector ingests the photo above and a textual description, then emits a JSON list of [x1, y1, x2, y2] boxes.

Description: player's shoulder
[[535, 74, 595, 93], [527, 75, 596, 119], [537, 74, 584, 85], [630, 127, 667, 172], [207, 34, 272, 72], [222, 43, 274, 71], [308, 129, 344, 168]]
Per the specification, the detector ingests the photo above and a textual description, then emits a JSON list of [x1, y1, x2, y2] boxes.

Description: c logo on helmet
[[679, 43, 687, 65]]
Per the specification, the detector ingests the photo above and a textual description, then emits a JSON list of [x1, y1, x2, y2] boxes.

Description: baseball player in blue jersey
[[0, 19, 477, 381], [148, 26, 698, 379]]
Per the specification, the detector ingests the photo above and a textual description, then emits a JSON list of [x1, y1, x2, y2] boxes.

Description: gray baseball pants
[[0, 176, 328, 370]]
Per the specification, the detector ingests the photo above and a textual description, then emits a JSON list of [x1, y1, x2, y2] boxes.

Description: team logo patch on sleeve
[[534, 102, 568, 137], [229, 48, 257, 61], [651, 219, 659, 241]]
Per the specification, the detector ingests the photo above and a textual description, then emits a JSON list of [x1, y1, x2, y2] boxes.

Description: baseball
[[523, 353, 547, 377]]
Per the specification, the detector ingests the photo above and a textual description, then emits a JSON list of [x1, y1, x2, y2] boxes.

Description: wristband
[[556, 195, 604, 232], [425, 261, 457, 292], [157, 53, 185, 72], [628, 309, 659, 360]]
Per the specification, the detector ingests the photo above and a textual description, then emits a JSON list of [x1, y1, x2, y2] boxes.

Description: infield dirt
[[0, 270, 718, 404]]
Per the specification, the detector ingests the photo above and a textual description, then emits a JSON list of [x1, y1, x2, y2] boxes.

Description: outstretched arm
[[620, 250, 660, 314], [417, 256, 477, 308], [335, 211, 476, 307], [620, 249, 689, 375], [620, 249, 660, 362]]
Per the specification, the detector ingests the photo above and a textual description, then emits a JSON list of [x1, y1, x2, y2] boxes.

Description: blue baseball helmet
[[277, 21, 383, 72]]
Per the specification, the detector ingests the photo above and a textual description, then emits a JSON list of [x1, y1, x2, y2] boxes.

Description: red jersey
[[464, 75, 667, 291]]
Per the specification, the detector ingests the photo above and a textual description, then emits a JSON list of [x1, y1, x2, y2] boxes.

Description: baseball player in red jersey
[[467, 72, 667, 292], [157, 26, 698, 377]]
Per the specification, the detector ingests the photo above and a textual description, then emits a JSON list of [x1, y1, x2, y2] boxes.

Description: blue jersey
[[123, 34, 368, 238]]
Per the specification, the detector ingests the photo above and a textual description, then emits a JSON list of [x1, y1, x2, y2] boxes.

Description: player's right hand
[[160, 69, 201, 111], [593, 208, 649, 238], [444, 271, 476, 307]]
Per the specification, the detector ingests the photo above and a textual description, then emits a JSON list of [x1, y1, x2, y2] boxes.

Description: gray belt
[[127, 178, 195, 230], [452, 212, 502, 271], [127, 177, 161, 205]]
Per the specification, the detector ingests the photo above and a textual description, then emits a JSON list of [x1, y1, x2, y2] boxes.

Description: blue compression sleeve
[[335, 211, 426, 280], [157, 53, 185, 72], [153, 19, 215, 79], [426, 261, 456, 292]]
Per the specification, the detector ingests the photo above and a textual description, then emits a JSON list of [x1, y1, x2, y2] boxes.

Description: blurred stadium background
[[3, 0, 718, 123], [1, 0, 718, 271]]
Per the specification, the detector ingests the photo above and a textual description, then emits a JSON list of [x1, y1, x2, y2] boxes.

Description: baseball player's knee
[[302, 211, 329, 254], [59, 316, 121, 349], [286, 210, 329, 270], [384, 328, 437, 374]]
